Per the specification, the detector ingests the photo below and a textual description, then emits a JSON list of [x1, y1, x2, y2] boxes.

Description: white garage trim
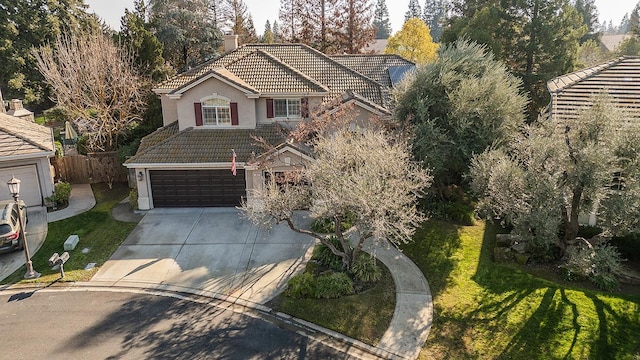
[[0, 165, 43, 206]]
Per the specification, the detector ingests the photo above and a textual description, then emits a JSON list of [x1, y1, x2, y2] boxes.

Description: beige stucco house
[[126, 36, 414, 210], [0, 112, 55, 206]]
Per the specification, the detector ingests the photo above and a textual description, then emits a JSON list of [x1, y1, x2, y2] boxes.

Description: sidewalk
[[47, 184, 96, 223]]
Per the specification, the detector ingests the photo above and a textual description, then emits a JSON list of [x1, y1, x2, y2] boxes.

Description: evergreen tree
[[279, 0, 303, 42], [0, 0, 93, 109], [262, 20, 275, 43], [619, 13, 630, 34], [149, 0, 222, 70], [332, 0, 376, 53], [373, 0, 392, 39], [630, 2, 640, 33], [272, 20, 281, 42], [223, 0, 258, 44], [405, 0, 422, 21], [120, 5, 168, 82], [575, 0, 600, 43], [423, 0, 447, 41]]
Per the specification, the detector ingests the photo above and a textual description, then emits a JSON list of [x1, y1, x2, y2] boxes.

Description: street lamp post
[[7, 176, 40, 279]]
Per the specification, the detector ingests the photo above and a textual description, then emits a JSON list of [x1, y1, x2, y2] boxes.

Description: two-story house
[[126, 35, 414, 210]]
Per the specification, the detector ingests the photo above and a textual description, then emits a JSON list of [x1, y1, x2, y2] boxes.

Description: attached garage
[[150, 169, 246, 207], [0, 165, 43, 206]]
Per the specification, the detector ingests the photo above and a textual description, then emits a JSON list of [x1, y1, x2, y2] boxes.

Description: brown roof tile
[[331, 54, 415, 88], [0, 113, 54, 157], [126, 123, 287, 165]]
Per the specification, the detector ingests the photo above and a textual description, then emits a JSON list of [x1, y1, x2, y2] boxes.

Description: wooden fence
[[53, 152, 128, 184]]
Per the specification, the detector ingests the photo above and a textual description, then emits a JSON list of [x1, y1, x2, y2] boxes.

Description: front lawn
[[269, 263, 396, 345], [1, 183, 136, 284], [403, 220, 640, 359]]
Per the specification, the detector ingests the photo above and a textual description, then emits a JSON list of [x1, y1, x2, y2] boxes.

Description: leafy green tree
[[373, 0, 392, 39], [575, 0, 600, 43], [0, 0, 93, 109], [471, 95, 640, 256], [443, 0, 586, 118], [576, 39, 613, 68], [119, 2, 169, 82], [384, 17, 438, 64], [616, 35, 640, 55], [149, 0, 222, 70], [394, 39, 527, 191]]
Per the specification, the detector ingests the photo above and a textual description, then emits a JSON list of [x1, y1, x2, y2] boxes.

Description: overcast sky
[[86, 0, 639, 34]]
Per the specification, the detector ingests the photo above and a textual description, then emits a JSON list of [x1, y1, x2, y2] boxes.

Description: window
[[274, 99, 301, 118], [202, 98, 231, 125]]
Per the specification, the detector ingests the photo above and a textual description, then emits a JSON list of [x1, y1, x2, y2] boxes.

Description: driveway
[[92, 208, 316, 304], [0, 207, 47, 282]]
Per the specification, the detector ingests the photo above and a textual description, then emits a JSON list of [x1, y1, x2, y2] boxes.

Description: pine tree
[[574, 0, 600, 43], [332, 0, 376, 53], [423, 0, 447, 41], [619, 13, 630, 34], [223, 0, 258, 44], [405, 0, 422, 21], [262, 20, 275, 43], [272, 20, 281, 42], [373, 0, 392, 39], [279, 0, 303, 42], [630, 3, 640, 34]]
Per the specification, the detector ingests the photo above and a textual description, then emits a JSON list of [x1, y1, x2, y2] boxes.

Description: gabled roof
[[155, 44, 389, 109], [0, 113, 54, 157], [547, 56, 640, 121], [331, 54, 415, 88], [125, 123, 286, 165]]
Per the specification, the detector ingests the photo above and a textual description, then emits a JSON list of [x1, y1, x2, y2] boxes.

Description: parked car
[[0, 200, 27, 254]]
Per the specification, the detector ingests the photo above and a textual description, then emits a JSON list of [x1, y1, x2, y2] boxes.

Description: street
[[0, 289, 356, 359]]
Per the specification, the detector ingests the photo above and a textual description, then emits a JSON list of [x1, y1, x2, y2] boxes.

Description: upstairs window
[[274, 99, 301, 118], [202, 98, 231, 125]]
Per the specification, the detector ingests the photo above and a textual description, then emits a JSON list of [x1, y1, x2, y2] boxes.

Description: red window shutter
[[266, 98, 274, 118], [194, 102, 203, 126], [301, 97, 309, 118], [231, 102, 239, 125]]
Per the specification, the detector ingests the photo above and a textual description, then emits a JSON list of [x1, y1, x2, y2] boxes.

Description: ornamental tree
[[471, 95, 640, 257], [243, 108, 431, 270], [384, 17, 438, 64]]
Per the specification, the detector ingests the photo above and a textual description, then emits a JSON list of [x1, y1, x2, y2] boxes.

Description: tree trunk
[[564, 185, 583, 243]]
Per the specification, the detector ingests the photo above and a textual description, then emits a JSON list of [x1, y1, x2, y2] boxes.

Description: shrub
[[47, 182, 72, 209], [314, 272, 354, 299], [311, 236, 349, 271], [610, 233, 640, 261], [129, 187, 138, 210], [351, 253, 382, 283], [286, 272, 316, 298], [564, 241, 624, 291]]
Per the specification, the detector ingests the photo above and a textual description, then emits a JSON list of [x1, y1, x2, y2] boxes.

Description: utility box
[[64, 235, 79, 251]]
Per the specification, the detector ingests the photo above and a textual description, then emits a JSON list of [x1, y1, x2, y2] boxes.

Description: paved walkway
[[47, 184, 95, 223]]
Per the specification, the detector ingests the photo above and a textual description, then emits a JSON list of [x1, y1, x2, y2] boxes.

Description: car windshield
[[0, 224, 13, 236]]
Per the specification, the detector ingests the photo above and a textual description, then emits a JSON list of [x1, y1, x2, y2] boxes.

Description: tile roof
[[126, 123, 287, 165], [0, 113, 54, 157], [548, 56, 640, 122], [331, 54, 415, 88], [155, 44, 387, 109]]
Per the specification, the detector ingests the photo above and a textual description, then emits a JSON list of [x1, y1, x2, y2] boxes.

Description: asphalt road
[[0, 289, 355, 360]]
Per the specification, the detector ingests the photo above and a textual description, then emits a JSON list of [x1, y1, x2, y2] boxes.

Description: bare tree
[[34, 31, 145, 152], [243, 106, 431, 270]]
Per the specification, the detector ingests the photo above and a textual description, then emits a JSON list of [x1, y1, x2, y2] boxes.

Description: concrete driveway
[[0, 207, 47, 282], [92, 208, 316, 304]]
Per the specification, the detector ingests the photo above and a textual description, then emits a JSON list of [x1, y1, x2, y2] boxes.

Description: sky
[[86, 0, 639, 34]]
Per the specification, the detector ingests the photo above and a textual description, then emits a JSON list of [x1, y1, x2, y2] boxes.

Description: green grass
[[1, 183, 137, 284], [402, 220, 640, 359], [270, 263, 396, 345]]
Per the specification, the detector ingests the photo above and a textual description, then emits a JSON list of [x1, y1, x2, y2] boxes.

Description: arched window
[[202, 97, 231, 125]]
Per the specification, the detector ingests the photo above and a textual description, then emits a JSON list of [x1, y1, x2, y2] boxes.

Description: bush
[[312, 236, 350, 271], [129, 187, 138, 210], [610, 233, 640, 261], [351, 253, 382, 283], [46, 182, 72, 209], [310, 211, 357, 234], [564, 241, 624, 291], [314, 272, 354, 299], [286, 272, 316, 298]]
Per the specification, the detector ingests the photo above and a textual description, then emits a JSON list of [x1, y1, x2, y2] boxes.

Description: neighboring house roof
[[0, 112, 54, 157], [155, 44, 389, 109], [331, 54, 415, 88], [363, 39, 389, 54], [600, 34, 633, 52], [126, 123, 286, 165], [547, 56, 640, 121]]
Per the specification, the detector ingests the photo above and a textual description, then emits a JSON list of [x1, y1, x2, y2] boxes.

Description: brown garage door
[[150, 169, 246, 207]]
